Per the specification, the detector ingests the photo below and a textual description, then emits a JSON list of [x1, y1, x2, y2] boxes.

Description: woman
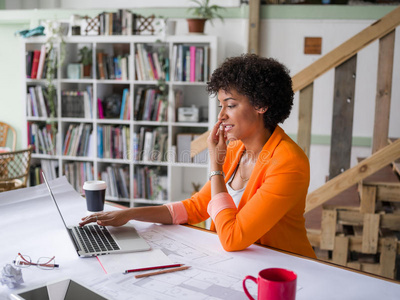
[[80, 54, 316, 258]]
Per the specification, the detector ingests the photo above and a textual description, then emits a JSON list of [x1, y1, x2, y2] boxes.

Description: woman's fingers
[[79, 213, 103, 226]]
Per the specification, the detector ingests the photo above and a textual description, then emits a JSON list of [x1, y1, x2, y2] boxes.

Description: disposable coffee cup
[[83, 181, 107, 213]]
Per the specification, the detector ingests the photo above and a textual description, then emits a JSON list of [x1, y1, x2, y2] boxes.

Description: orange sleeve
[[213, 146, 310, 252]]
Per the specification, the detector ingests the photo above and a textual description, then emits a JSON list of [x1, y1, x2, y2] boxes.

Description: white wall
[[203, 18, 400, 192], [1, 11, 399, 194]]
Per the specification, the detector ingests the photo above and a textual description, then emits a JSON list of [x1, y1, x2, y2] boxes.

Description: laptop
[[42, 173, 151, 257]]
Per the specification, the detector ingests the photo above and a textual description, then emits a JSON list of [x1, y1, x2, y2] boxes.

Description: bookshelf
[[22, 35, 218, 207]]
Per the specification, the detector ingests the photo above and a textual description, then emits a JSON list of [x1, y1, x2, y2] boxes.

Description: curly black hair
[[207, 54, 294, 131]]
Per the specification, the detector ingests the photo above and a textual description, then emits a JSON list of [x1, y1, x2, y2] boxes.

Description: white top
[[226, 171, 246, 207]]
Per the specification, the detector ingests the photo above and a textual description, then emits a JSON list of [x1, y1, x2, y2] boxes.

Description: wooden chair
[[0, 146, 33, 192], [0, 121, 17, 151]]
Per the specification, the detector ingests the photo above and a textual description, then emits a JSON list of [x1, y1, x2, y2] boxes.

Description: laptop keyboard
[[74, 225, 120, 254]]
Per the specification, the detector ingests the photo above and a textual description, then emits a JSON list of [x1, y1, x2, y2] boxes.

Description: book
[[97, 52, 106, 79], [97, 98, 104, 119], [36, 45, 47, 79], [28, 87, 39, 116], [190, 46, 196, 82], [120, 88, 129, 120], [35, 86, 48, 118], [30, 50, 41, 79], [26, 51, 34, 78]]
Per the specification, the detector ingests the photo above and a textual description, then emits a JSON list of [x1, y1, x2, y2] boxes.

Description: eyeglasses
[[13, 253, 59, 270]]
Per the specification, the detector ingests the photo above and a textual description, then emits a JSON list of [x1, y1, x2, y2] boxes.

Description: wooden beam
[[359, 183, 376, 214], [329, 56, 357, 179], [307, 230, 400, 255], [305, 138, 400, 213], [292, 6, 400, 92], [361, 213, 380, 254], [372, 30, 395, 153], [320, 209, 337, 250], [190, 131, 209, 158], [248, 0, 260, 55], [297, 83, 314, 158], [380, 238, 397, 279], [332, 235, 349, 266]]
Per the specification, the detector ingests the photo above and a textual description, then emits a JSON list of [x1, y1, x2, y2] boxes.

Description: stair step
[[357, 159, 400, 183], [305, 163, 399, 231], [305, 185, 359, 230]]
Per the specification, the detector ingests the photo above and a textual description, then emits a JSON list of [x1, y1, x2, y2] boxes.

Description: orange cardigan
[[181, 126, 316, 258]]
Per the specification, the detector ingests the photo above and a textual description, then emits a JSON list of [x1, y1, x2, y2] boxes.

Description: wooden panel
[[320, 209, 337, 250], [329, 55, 357, 179], [307, 229, 400, 254], [376, 183, 400, 202], [292, 6, 400, 92], [297, 83, 314, 157], [248, 0, 260, 55], [305, 138, 400, 213], [359, 184, 376, 214], [380, 238, 397, 279], [380, 214, 400, 231], [337, 210, 363, 226], [362, 213, 380, 254], [361, 263, 381, 276], [372, 30, 395, 153], [347, 262, 361, 270], [332, 235, 349, 266]]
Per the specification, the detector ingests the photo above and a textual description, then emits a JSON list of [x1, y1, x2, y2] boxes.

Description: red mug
[[243, 268, 297, 300]]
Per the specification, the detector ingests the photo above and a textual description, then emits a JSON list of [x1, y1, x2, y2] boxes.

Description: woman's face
[[217, 89, 265, 142]]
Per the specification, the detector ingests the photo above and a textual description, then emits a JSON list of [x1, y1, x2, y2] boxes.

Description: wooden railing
[[191, 6, 400, 212]]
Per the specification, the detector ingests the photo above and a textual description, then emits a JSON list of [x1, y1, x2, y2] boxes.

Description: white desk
[[0, 177, 399, 299]]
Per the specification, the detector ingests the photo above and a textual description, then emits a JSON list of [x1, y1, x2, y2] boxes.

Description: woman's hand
[[207, 120, 227, 169], [79, 210, 132, 227]]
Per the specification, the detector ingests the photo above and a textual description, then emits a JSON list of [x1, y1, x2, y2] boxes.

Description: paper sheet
[[97, 249, 173, 275]]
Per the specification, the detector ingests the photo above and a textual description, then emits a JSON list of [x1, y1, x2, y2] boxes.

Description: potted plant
[[187, 0, 224, 34], [79, 46, 92, 78]]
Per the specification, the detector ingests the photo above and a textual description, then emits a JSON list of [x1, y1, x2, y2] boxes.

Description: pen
[[123, 264, 184, 274], [134, 266, 191, 279]]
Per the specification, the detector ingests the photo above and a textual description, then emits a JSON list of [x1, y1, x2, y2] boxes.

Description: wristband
[[208, 171, 225, 181]]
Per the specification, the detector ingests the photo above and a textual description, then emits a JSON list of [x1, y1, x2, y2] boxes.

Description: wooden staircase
[[190, 6, 400, 279], [306, 158, 400, 279]]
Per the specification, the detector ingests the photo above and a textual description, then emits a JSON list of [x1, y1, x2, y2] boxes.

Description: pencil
[[134, 266, 191, 279], [124, 264, 183, 274]]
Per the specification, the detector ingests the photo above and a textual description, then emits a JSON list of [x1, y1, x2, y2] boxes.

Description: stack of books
[[25, 46, 56, 79], [61, 87, 93, 119], [97, 125, 130, 160], [97, 52, 130, 80], [62, 124, 93, 157], [172, 44, 209, 82], [100, 165, 130, 199], [27, 122, 57, 155], [134, 166, 167, 201], [134, 87, 167, 121], [64, 161, 94, 194], [135, 44, 169, 81], [98, 10, 139, 36], [133, 127, 168, 162], [27, 86, 57, 118]]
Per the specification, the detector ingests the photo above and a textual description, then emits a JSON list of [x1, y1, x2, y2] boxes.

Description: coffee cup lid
[[83, 181, 107, 190]]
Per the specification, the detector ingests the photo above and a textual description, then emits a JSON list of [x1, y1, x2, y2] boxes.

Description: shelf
[[60, 79, 94, 84], [62, 156, 95, 162], [23, 35, 217, 207], [171, 122, 209, 127]]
